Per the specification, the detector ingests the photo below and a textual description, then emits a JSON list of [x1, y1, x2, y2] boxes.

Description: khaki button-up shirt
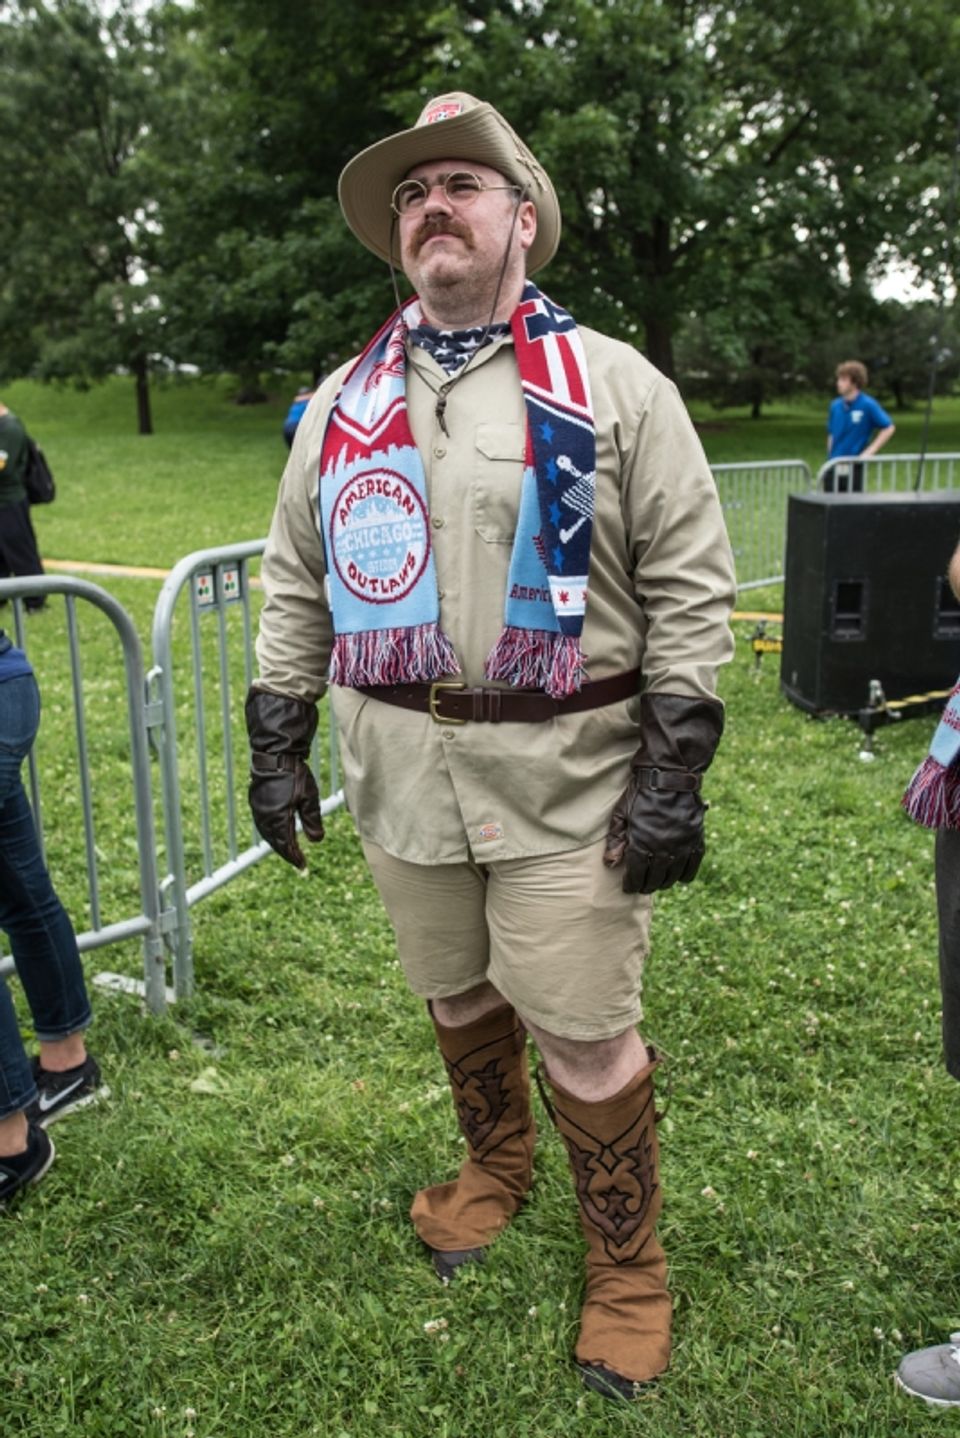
[[256, 325, 736, 864]]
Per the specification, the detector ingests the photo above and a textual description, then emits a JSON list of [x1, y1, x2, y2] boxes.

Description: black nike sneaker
[[0, 1123, 55, 1205], [26, 1055, 108, 1127]]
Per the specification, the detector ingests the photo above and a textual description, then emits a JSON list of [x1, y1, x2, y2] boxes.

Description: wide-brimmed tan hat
[[338, 92, 561, 275]]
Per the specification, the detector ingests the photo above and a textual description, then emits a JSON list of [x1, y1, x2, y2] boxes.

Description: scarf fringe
[[902, 755, 960, 829], [330, 623, 461, 688], [484, 627, 586, 699]]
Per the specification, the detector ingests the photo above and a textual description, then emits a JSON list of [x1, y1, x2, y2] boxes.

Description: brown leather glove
[[603, 691, 724, 894], [245, 687, 325, 870]]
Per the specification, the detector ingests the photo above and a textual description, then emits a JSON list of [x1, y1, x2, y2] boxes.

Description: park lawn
[[689, 393, 960, 475], [6, 375, 960, 570], [1, 377, 958, 1437]]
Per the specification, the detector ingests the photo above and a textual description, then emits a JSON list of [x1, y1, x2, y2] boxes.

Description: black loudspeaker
[[781, 491, 960, 715]]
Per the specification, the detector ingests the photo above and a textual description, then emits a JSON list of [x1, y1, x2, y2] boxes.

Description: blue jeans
[[0, 673, 92, 1118]]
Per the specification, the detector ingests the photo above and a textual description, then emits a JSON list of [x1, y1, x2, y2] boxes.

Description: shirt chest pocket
[[473, 422, 525, 544]]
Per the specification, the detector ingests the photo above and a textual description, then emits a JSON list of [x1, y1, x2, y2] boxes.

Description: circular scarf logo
[[330, 468, 430, 605]]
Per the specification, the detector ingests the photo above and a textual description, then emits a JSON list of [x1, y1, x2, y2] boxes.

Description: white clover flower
[[701, 1185, 717, 1198], [152, 1406, 166, 1419], [527, 1305, 538, 1318], [280, 1154, 295, 1167], [891, 1328, 903, 1343], [184, 1408, 197, 1420], [873, 1327, 884, 1340], [842, 1280, 855, 1291], [77, 1293, 90, 1305], [746, 1150, 759, 1160], [313, 1197, 325, 1209], [35, 1283, 49, 1294]]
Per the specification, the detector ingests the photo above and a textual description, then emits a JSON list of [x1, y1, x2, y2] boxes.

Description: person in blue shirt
[[824, 360, 895, 491], [282, 385, 316, 449]]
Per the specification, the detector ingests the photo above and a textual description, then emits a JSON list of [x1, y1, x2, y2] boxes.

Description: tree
[[0, 0, 170, 433], [804, 299, 960, 409], [150, 0, 452, 395], [438, 0, 959, 381]]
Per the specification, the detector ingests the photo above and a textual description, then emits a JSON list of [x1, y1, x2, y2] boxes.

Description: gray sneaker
[[896, 1332, 960, 1406]]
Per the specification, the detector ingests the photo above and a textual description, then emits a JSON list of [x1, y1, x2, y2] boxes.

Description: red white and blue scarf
[[902, 678, 960, 828], [319, 281, 595, 699]]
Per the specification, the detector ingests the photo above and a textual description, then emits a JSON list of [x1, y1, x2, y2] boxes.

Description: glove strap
[[633, 766, 701, 793], [250, 752, 301, 775]]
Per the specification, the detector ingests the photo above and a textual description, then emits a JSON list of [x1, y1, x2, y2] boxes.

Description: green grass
[[690, 393, 960, 476], [4, 374, 298, 567], [2, 377, 959, 1437]]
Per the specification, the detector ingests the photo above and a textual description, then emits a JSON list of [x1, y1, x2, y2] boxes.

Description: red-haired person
[[824, 360, 895, 492]]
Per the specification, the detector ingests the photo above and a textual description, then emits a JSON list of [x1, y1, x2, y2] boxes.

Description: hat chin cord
[[387, 186, 530, 436]]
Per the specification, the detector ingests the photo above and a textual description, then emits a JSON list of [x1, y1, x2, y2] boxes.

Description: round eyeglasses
[[391, 170, 522, 216]]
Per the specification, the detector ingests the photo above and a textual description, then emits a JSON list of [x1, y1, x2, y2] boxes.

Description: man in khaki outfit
[[246, 92, 736, 1401]]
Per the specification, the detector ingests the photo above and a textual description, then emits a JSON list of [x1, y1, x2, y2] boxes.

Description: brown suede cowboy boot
[[411, 1003, 536, 1280], [540, 1049, 671, 1400]]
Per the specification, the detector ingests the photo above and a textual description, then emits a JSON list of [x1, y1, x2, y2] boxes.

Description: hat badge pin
[[423, 101, 464, 124]]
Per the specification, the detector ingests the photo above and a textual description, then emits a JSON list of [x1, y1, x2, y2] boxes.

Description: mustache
[[412, 216, 474, 255]]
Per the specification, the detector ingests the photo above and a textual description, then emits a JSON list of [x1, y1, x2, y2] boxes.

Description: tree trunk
[[749, 350, 765, 419], [642, 313, 676, 382], [134, 354, 153, 436], [234, 367, 267, 405]]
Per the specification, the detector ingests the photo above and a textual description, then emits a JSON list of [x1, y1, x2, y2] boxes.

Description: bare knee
[[432, 981, 505, 1028], [526, 1019, 647, 1102]]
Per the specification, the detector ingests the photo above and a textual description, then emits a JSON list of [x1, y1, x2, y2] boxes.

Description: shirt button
[[438, 589, 445, 600], [432, 516, 444, 529], [442, 729, 455, 740], [434, 446, 446, 458]]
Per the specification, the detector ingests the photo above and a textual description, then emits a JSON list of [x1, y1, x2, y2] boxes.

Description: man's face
[[836, 373, 857, 399], [395, 158, 536, 313]]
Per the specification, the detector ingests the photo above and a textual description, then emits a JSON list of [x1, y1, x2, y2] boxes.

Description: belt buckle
[[428, 680, 466, 725]]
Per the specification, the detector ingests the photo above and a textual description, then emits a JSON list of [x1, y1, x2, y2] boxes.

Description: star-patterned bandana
[[408, 321, 511, 375], [318, 281, 596, 698]]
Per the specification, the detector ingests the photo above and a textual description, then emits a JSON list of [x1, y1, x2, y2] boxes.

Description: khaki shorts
[[362, 837, 652, 1041]]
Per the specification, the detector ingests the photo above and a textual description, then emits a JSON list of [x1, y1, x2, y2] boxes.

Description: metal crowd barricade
[[817, 452, 960, 494], [0, 576, 168, 1013], [1, 548, 344, 1016], [711, 459, 814, 590], [149, 540, 344, 1002]]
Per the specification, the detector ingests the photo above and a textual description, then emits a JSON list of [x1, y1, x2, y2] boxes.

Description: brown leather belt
[[356, 667, 641, 724]]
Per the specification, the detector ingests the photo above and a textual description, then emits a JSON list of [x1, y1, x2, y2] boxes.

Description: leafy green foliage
[[2, 0, 958, 420], [0, 0, 173, 431]]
